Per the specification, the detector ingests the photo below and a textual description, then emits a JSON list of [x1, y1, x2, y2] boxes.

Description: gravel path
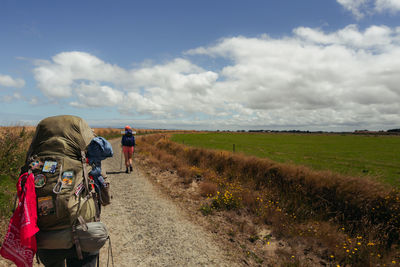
[[100, 139, 234, 266], [0, 139, 235, 267]]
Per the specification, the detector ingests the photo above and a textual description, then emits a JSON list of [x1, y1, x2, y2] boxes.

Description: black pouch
[[99, 182, 111, 206]]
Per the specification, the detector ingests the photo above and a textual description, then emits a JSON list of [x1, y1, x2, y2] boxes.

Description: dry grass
[[0, 127, 34, 177], [93, 128, 122, 139], [199, 181, 218, 197], [0, 127, 35, 242], [137, 133, 400, 266]]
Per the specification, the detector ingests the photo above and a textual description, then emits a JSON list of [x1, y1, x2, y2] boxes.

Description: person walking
[[121, 125, 135, 173]]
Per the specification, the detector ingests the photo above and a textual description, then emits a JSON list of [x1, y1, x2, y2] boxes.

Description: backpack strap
[[72, 151, 102, 259], [81, 151, 101, 221], [72, 225, 84, 260], [71, 151, 97, 260], [71, 187, 84, 259], [81, 151, 90, 193]]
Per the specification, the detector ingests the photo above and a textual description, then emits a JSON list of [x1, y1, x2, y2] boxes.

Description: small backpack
[[21, 115, 112, 258], [121, 130, 135, 147]]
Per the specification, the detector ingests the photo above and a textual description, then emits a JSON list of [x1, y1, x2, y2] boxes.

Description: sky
[[1, 0, 400, 131]]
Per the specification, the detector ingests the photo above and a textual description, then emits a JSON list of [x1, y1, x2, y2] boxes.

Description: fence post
[[233, 144, 235, 153]]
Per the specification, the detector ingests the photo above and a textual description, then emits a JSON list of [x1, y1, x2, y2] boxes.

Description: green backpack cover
[[23, 115, 99, 249]]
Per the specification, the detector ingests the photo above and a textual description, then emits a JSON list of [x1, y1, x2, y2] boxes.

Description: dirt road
[[98, 139, 235, 266]]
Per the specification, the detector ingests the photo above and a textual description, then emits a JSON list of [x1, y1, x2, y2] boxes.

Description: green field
[[171, 132, 400, 186]]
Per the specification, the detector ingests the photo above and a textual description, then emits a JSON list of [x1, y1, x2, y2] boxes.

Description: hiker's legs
[[122, 147, 129, 169], [123, 150, 129, 167], [128, 146, 134, 171], [37, 248, 71, 267], [123, 146, 133, 168], [123, 146, 133, 173], [129, 147, 134, 166], [37, 247, 98, 267], [123, 150, 129, 173]]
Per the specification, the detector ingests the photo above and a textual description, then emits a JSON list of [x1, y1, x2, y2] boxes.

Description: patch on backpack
[[30, 160, 43, 170], [38, 196, 55, 216], [62, 171, 74, 187], [34, 173, 46, 188], [42, 161, 58, 173]]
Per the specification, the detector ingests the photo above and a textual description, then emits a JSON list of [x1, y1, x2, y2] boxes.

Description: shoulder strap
[[81, 151, 90, 193], [81, 150, 101, 221], [72, 151, 101, 259]]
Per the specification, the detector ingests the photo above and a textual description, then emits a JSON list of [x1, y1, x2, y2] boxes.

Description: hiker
[[3, 115, 113, 267], [121, 125, 135, 173]]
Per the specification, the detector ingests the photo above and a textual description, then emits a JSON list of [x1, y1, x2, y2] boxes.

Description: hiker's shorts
[[123, 146, 134, 156]]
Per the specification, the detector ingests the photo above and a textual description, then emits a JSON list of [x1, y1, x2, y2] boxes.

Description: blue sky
[[1, 0, 400, 130]]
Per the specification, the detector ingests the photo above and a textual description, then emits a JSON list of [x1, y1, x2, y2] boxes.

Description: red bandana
[[1, 172, 39, 267]]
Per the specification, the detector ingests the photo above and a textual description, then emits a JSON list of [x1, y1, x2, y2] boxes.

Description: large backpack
[[22, 115, 111, 256], [121, 130, 135, 147]]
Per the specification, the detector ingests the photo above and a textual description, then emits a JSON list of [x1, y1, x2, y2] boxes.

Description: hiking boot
[[125, 168, 129, 174], [130, 165, 133, 172]]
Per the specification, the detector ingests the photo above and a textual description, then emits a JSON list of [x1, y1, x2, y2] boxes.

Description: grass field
[[171, 132, 400, 186]]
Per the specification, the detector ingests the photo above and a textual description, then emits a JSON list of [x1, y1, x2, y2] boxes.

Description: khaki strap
[[77, 215, 88, 231], [107, 237, 114, 267], [72, 195, 84, 260], [81, 151, 90, 193], [81, 151, 102, 221], [72, 226, 84, 260]]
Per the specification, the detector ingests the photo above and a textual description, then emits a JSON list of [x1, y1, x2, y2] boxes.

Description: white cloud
[[337, 0, 400, 18], [34, 53, 219, 116], [183, 25, 400, 130], [337, 0, 370, 19], [0, 74, 25, 88], [33, 25, 400, 130], [294, 24, 394, 50], [33, 51, 126, 98], [70, 82, 124, 107], [375, 0, 400, 13]]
